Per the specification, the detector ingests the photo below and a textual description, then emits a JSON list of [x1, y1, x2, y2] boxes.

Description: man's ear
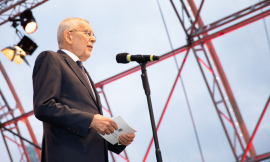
[[64, 31, 73, 44]]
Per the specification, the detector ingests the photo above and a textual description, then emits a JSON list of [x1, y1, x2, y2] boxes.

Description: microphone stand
[[137, 58, 163, 162]]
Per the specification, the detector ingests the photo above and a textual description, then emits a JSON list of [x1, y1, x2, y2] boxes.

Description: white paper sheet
[[99, 115, 137, 145]]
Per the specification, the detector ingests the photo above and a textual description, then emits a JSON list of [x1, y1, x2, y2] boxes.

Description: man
[[33, 17, 135, 162]]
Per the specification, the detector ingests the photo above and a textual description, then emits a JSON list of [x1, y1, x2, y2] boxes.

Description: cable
[[156, 0, 174, 51], [156, 0, 205, 161], [259, 0, 270, 53]]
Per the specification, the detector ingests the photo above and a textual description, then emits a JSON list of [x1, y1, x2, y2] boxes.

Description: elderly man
[[33, 17, 135, 162]]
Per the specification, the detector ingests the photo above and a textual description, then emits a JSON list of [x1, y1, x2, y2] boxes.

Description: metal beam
[[0, 128, 13, 162], [192, 8, 270, 46], [241, 96, 270, 162], [95, 45, 188, 88], [186, 0, 258, 156], [191, 0, 270, 38], [0, 0, 48, 26], [193, 48, 238, 161], [2, 126, 41, 149], [0, 110, 34, 127], [169, 0, 189, 36], [189, 0, 204, 36], [95, 7, 270, 89], [199, 44, 245, 152], [0, 0, 26, 15], [0, 88, 31, 162], [248, 152, 270, 162], [1, 5, 268, 160], [0, 60, 41, 160]]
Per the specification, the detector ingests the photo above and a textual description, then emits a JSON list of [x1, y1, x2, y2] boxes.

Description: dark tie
[[76, 61, 96, 101]]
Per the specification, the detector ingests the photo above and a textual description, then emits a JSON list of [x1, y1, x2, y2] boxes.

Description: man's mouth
[[87, 45, 93, 49]]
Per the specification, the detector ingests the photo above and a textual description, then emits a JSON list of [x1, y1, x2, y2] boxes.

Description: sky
[[0, 0, 270, 161]]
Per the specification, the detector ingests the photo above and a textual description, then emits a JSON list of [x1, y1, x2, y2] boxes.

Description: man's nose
[[90, 36, 96, 43]]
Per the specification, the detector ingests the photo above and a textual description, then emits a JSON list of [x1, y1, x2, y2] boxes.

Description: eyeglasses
[[69, 29, 96, 39]]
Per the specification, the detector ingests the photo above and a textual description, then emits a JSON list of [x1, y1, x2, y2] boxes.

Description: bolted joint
[[186, 36, 194, 46]]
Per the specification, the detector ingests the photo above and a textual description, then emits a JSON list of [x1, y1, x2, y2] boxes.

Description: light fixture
[[20, 10, 37, 34], [13, 46, 27, 65], [1, 47, 16, 61], [1, 46, 29, 65], [17, 36, 38, 56], [1, 36, 37, 66], [2, 10, 38, 65]]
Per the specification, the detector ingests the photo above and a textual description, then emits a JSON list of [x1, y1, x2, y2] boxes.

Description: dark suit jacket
[[32, 50, 125, 162]]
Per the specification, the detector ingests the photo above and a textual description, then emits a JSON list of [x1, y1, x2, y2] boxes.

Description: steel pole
[[0, 61, 41, 160], [241, 96, 270, 162], [0, 89, 31, 162], [200, 44, 245, 151], [2, 127, 41, 149], [13, 124, 32, 162], [1, 129, 13, 162], [185, 0, 256, 156], [193, 48, 238, 161]]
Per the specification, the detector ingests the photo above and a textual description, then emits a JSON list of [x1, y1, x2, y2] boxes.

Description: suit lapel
[[85, 69, 103, 114], [57, 50, 98, 107]]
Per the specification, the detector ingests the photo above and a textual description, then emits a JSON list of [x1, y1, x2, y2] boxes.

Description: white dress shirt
[[61, 49, 96, 100]]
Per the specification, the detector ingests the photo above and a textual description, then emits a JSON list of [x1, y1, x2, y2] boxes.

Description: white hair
[[57, 17, 89, 47]]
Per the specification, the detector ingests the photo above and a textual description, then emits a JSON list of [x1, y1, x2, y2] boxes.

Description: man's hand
[[90, 114, 118, 135], [118, 133, 135, 146]]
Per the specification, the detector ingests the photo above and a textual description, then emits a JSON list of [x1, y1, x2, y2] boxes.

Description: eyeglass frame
[[68, 29, 96, 39]]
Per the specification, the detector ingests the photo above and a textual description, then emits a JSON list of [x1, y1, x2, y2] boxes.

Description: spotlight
[[2, 10, 38, 65], [20, 10, 37, 34], [1, 36, 37, 66], [17, 36, 38, 55], [13, 46, 27, 65], [1, 47, 16, 61]]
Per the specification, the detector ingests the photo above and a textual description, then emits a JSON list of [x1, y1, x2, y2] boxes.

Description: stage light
[[24, 22, 37, 34], [20, 10, 37, 34], [1, 47, 16, 61], [17, 36, 38, 55], [1, 36, 37, 65], [2, 10, 38, 65], [13, 46, 26, 65]]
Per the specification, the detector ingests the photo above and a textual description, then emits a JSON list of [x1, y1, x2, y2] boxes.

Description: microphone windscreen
[[116, 53, 129, 63], [153, 56, 160, 60]]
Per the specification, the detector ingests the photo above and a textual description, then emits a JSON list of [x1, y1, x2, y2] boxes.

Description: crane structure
[[0, 0, 269, 161]]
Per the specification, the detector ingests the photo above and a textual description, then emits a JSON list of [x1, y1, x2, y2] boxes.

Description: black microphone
[[116, 53, 160, 64]]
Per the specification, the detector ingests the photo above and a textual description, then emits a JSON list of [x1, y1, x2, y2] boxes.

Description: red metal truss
[[0, 1, 48, 161], [248, 152, 270, 162], [0, 0, 48, 26], [1, 110, 34, 127], [0, 0, 270, 161], [191, 0, 270, 38], [95, 1, 270, 89], [95, 46, 188, 88], [241, 96, 270, 162], [142, 0, 270, 161], [0, 60, 41, 161]]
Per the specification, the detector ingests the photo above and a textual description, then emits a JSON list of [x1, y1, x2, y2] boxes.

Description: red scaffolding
[[0, 0, 270, 161]]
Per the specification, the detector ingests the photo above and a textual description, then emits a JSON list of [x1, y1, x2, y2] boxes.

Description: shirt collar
[[61, 49, 80, 62]]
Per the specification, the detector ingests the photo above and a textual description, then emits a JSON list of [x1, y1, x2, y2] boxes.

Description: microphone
[[116, 53, 160, 64]]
